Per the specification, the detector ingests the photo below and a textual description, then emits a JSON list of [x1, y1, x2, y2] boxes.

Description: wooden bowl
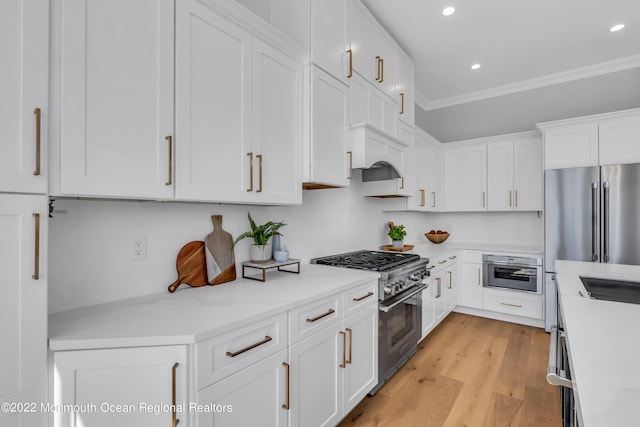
[[425, 232, 450, 244]]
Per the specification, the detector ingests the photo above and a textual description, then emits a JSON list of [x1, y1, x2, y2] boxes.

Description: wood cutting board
[[167, 241, 208, 293], [204, 215, 237, 285]]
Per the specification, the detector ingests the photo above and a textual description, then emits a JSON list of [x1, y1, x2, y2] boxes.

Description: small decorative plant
[[387, 222, 407, 248], [233, 213, 286, 262]]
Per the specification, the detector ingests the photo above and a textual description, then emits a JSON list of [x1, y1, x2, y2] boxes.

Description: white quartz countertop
[[49, 265, 379, 351], [555, 260, 640, 426], [404, 242, 543, 259]]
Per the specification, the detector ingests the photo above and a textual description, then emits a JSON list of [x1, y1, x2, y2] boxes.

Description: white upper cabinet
[[444, 144, 487, 211], [373, 25, 397, 101], [487, 136, 542, 211], [175, 1, 253, 203], [599, 113, 640, 166], [175, 0, 303, 204], [56, 0, 175, 199], [396, 48, 415, 127], [349, 0, 376, 82], [0, 0, 48, 194], [539, 109, 640, 169], [350, 72, 397, 136], [310, 0, 350, 83]]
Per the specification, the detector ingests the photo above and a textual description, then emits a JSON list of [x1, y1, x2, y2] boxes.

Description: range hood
[[351, 123, 413, 198]]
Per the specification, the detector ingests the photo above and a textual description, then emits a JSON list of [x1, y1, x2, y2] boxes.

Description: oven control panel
[[383, 268, 428, 296]]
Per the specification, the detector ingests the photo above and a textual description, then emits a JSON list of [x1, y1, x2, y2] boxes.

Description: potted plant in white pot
[[233, 213, 286, 263], [387, 222, 407, 248]]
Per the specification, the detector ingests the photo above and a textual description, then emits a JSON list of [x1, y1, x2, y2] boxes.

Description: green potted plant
[[387, 222, 407, 248], [233, 213, 286, 263]]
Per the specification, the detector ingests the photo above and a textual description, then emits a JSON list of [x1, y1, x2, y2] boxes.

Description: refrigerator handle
[[591, 182, 598, 262], [603, 181, 610, 262]]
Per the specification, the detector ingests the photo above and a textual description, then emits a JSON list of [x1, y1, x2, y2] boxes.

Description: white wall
[[48, 171, 543, 313]]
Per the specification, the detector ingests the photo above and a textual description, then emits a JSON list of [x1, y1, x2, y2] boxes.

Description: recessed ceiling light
[[471, 63, 481, 70], [609, 24, 625, 32], [442, 6, 456, 16]]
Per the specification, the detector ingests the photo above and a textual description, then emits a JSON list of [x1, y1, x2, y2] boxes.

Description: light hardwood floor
[[339, 313, 561, 427]]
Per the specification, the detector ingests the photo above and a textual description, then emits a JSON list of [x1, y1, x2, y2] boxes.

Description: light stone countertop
[[400, 242, 543, 259], [49, 265, 380, 351], [555, 260, 640, 426]]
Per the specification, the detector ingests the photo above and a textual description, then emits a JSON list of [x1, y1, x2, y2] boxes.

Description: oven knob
[[384, 285, 393, 295], [409, 273, 418, 281]]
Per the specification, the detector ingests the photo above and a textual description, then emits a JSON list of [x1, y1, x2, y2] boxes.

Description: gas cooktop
[[311, 250, 421, 272]]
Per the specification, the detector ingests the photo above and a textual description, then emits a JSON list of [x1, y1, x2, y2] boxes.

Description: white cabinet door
[[373, 25, 397, 100], [289, 323, 343, 427], [305, 66, 350, 187], [513, 137, 543, 211], [458, 263, 484, 309], [433, 271, 447, 322], [0, 195, 47, 427], [443, 145, 487, 211], [198, 349, 288, 427], [175, 0, 252, 203], [343, 306, 377, 415], [311, 0, 349, 83], [349, 0, 376, 82], [487, 141, 514, 211], [426, 143, 442, 211], [421, 280, 436, 339], [0, 0, 48, 194], [54, 346, 187, 427], [59, 0, 174, 199], [407, 141, 428, 211], [396, 48, 414, 127], [444, 260, 458, 312], [349, 72, 396, 136], [252, 39, 303, 204], [543, 122, 598, 169], [599, 114, 640, 166]]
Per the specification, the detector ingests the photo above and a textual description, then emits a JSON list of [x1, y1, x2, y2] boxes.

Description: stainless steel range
[[311, 250, 429, 394]]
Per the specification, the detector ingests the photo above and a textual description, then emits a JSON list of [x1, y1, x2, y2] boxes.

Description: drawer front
[[196, 312, 287, 389], [461, 250, 483, 263], [289, 293, 342, 344], [483, 291, 543, 319], [344, 280, 378, 316]]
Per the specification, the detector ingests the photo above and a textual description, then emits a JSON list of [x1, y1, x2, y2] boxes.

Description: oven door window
[[488, 265, 537, 292], [389, 302, 416, 347]]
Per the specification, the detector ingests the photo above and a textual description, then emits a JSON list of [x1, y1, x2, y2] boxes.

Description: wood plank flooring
[[339, 313, 561, 427]]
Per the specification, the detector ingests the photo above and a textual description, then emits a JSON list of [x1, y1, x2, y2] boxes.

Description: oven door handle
[[378, 284, 427, 313], [547, 326, 574, 388], [485, 261, 540, 269]]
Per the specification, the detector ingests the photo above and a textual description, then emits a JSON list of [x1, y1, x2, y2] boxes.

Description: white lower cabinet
[[444, 257, 458, 312], [483, 289, 543, 320], [421, 251, 459, 341], [53, 345, 187, 427], [421, 279, 436, 339], [197, 349, 288, 427], [458, 251, 484, 310]]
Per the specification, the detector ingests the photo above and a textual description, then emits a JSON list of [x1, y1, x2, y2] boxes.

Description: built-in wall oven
[[483, 254, 542, 293]]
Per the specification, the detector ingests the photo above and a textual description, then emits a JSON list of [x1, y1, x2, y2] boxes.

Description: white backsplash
[[49, 172, 543, 313]]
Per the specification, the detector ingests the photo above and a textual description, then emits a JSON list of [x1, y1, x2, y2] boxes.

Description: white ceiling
[[361, 0, 640, 142]]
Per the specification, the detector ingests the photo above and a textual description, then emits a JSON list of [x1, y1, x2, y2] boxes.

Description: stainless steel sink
[[579, 276, 640, 304]]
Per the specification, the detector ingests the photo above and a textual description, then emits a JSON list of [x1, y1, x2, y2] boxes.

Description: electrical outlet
[[130, 235, 146, 260]]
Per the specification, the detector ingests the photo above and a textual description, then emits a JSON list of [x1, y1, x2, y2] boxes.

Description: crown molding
[[417, 55, 640, 112]]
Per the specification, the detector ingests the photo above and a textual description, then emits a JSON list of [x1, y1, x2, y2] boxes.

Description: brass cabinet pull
[[256, 154, 263, 193], [282, 362, 290, 410], [420, 189, 425, 207], [353, 291, 374, 302], [482, 191, 486, 208], [426, 265, 436, 270], [226, 336, 273, 357], [380, 58, 384, 83], [247, 152, 254, 192], [33, 108, 41, 176], [509, 190, 512, 208], [375, 56, 381, 81], [447, 271, 452, 289], [449, 255, 457, 260], [339, 331, 347, 368], [501, 302, 522, 308], [400, 93, 405, 114], [172, 363, 180, 427], [400, 177, 405, 189], [435, 278, 442, 298], [438, 260, 447, 264], [346, 328, 353, 364], [32, 213, 40, 280], [306, 308, 335, 323], [165, 136, 173, 186], [515, 190, 519, 208], [432, 192, 436, 208], [346, 49, 353, 78], [347, 151, 353, 179], [477, 268, 481, 285]]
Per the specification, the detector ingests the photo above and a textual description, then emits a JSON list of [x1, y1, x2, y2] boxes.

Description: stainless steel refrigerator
[[544, 163, 640, 330]]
